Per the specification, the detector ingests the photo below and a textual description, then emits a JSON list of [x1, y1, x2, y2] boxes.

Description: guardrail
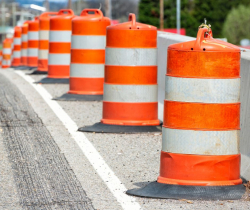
[[157, 31, 250, 181]]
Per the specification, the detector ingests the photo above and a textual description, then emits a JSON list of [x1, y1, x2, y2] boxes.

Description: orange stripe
[[101, 102, 160, 126], [39, 40, 49, 49], [163, 100, 240, 130], [49, 43, 71, 53], [71, 49, 105, 64], [72, 18, 110, 35], [107, 29, 157, 48], [38, 59, 48, 71], [22, 25, 28, 34], [2, 65, 10, 68], [21, 57, 27, 66], [28, 21, 39, 31], [28, 41, 39, 48], [69, 77, 104, 95], [3, 43, 11, 48], [27, 57, 38, 67], [50, 17, 73, 30], [158, 151, 241, 186], [12, 58, 21, 66], [167, 50, 240, 78], [48, 65, 70, 78], [39, 12, 57, 30], [22, 42, 28, 48], [3, 55, 11, 59], [105, 66, 157, 84], [14, 46, 21, 50]]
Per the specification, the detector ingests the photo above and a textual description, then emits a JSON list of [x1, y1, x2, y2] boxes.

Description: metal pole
[[109, 0, 112, 20], [2, 3, 5, 28], [176, 0, 180, 34], [12, 3, 16, 27], [160, 0, 164, 30], [105, 0, 112, 19], [68, 0, 72, 9]]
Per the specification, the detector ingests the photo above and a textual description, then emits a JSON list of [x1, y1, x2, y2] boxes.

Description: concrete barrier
[[157, 31, 250, 181]]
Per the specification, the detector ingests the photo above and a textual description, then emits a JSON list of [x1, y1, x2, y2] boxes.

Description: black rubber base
[[14, 66, 29, 70], [35, 77, 69, 84], [28, 70, 47, 75], [126, 181, 246, 200], [78, 122, 162, 133], [53, 93, 103, 101]]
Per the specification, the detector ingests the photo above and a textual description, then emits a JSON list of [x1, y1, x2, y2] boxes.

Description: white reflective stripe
[[162, 127, 239, 155], [103, 84, 158, 102], [71, 35, 106, 49], [48, 53, 71, 65], [2, 59, 11, 65], [21, 49, 27, 57], [105, 48, 157, 66], [14, 38, 21, 45], [13, 51, 21, 58], [22, 34, 28, 42], [39, 30, 49, 40], [3, 48, 11, 54], [28, 48, 38, 57], [11, 43, 14, 49], [0, 56, 2, 61], [39, 50, 48, 59], [165, 76, 240, 103], [28, 31, 39, 40], [70, 64, 104, 78], [49, 31, 71, 43]]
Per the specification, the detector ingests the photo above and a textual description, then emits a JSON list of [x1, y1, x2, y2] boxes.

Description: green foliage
[[222, 5, 250, 45], [138, 0, 250, 38]]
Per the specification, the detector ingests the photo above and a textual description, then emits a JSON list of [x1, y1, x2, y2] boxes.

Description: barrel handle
[[34, 16, 39, 21], [58, 9, 74, 15], [194, 27, 209, 50], [128, 13, 136, 29], [40, 12, 57, 17], [80, 9, 103, 18]]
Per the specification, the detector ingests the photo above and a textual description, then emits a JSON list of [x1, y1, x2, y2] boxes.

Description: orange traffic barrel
[[37, 9, 75, 84], [127, 24, 245, 200], [27, 17, 39, 68], [78, 13, 161, 133], [2, 38, 13, 68], [34, 12, 57, 74], [21, 21, 29, 67], [55, 9, 111, 101], [0, 50, 2, 67], [11, 26, 22, 67]]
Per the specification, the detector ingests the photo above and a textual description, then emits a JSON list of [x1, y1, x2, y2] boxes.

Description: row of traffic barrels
[[0, 8, 245, 200]]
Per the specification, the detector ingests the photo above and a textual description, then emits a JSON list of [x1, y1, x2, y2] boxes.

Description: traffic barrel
[[11, 26, 22, 67], [55, 9, 111, 101], [21, 21, 29, 67], [33, 12, 57, 74], [78, 14, 161, 133], [127, 24, 246, 200], [0, 50, 2, 67], [2, 38, 13, 68], [37, 9, 75, 84], [27, 17, 39, 69]]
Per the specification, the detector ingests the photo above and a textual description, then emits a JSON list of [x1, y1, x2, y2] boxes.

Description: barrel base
[[14, 66, 29, 70], [53, 93, 103, 101], [126, 181, 246, 200], [78, 122, 162, 134], [29, 70, 47, 75], [35, 77, 69, 84]]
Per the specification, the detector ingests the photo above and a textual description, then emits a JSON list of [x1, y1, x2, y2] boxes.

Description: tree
[[138, 0, 250, 38], [222, 5, 250, 45]]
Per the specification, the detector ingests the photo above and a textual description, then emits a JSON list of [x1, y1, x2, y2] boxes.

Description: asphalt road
[[0, 68, 249, 210]]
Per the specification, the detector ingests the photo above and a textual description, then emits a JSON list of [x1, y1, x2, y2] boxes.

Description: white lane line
[[16, 71, 141, 210]]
